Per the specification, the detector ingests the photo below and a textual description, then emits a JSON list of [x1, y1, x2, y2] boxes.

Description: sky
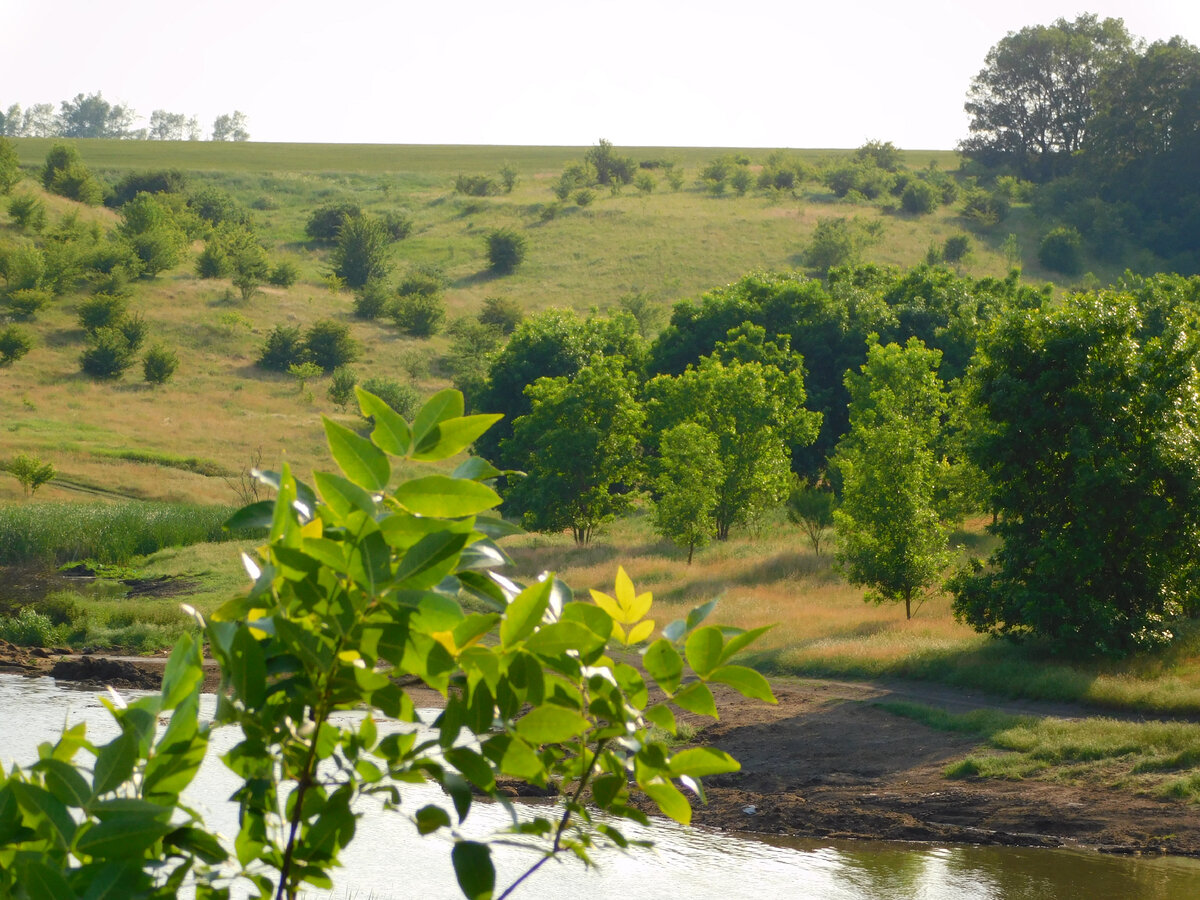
[[2, 1, 1199, 149]]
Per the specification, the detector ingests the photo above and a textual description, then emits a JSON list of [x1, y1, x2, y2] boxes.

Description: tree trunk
[[687, 540, 694, 565], [904, 593, 912, 620]]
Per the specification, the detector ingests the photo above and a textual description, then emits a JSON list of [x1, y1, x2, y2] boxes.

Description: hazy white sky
[[3, 1, 1198, 149]]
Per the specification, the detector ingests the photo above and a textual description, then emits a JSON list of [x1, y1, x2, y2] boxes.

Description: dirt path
[[5, 647, 1197, 857]]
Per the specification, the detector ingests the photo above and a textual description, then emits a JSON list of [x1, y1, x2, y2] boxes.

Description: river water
[[2, 674, 1198, 900]]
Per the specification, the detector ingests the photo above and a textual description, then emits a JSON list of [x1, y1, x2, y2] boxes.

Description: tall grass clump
[[0, 501, 245, 565]]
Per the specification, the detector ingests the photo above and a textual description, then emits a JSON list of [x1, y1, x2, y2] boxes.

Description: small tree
[[652, 423, 721, 563], [1038, 226, 1084, 275], [4, 453, 55, 496], [484, 227, 527, 275], [142, 344, 179, 384], [943, 233, 972, 263], [0, 136, 20, 193], [267, 260, 299, 287], [352, 279, 390, 320], [0, 325, 33, 366], [305, 202, 362, 242], [330, 214, 391, 289], [303, 319, 359, 372], [360, 376, 420, 419], [392, 292, 445, 338], [805, 218, 859, 274], [7, 194, 45, 232], [288, 361, 324, 399], [786, 481, 836, 556], [901, 179, 938, 214], [80, 327, 136, 379], [478, 296, 523, 334], [327, 366, 358, 410], [257, 324, 305, 372]]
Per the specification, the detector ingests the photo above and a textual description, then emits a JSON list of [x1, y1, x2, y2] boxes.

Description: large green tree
[[960, 14, 1133, 180], [952, 283, 1200, 655], [834, 337, 953, 619], [503, 356, 645, 544]]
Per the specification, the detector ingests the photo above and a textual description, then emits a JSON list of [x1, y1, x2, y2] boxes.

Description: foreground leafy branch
[[0, 388, 775, 900]]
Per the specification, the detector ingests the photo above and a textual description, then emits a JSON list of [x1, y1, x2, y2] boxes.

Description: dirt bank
[[4, 645, 1196, 857]]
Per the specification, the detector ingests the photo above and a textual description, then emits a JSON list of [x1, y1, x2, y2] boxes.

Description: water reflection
[[2, 675, 1198, 900]]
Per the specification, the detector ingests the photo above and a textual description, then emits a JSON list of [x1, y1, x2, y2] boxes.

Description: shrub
[[0, 243, 45, 293], [305, 201, 362, 242], [585, 139, 636, 185], [484, 227, 527, 275], [8, 194, 46, 232], [77, 293, 128, 333], [634, 173, 655, 195], [855, 140, 903, 172], [118, 312, 149, 352], [327, 366, 358, 410], [479, 296, 523, 334], [1039, 226, 1084, 275], [0, 606, 60, 647], [352, 279, 390, 320], [267, 260, 299, 287], [901, 179, 938, 215], [382, 210, 413, 241], [392, 291, 445, 338], [962, 189, 1010, 227], [42, 144, 104, 204], [330, 215, 391, 289], [304, 318, 359, 371], [360, 376, 420, 419], [257, 324, 306, 372], [187, 186, 250, 227], [195, 243, 230, 279], [0, 325, 33, 365], [453, 174, 497, 196], [5, 288, 51, 319], [805, 218, 860, 274], [142, 344, 179, 384], [80, 327, 135, 379], [573, 188, 595, 207], [730, 168, 753, 196], [107, 169, 188, 208], [665, 167, 684, 191], [499, 164, 518, 193], [943, 233, 972, 263], [396, 264, 446, 298], [0, 137, 19, 194]]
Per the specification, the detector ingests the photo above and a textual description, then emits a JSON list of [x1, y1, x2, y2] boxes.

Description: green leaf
[[314, 470, 377, 519], [76, 815, 175, 859], [643, 703, 676, 736], [412, 389, 464, 446], [230, 627, 267, 708], [451, 841, 495, 900], [223, 500, 274, 532], [357, 387, 412, 456], [393, 475, 501, 517], [685, 626, 724, 678], [17, 861, 78, 900], [160, 633, 202, 711], [668, 747, 741, 778], [10, 781, 75, 848], [671, 681, 718, 719], [719, 625, 774, 664], [483, 734, 544, 781], [708, 664, 776, 703], [664, 598, 718, 642], [445, 747, 496, 792], [514, 705, 590, 744], [524, 621, 605, 658], [323, 416, 390, 491], [473, 514, 524, 539], [92, 732, 138, 798], [37, 759, 92, 809], [414, 804, 451, 835], [412, 414, 503, 461], [500, 579, 552, 648], [163, 826, 228, 865], [640, 777, 691, 825], [643, 639, 684, 694], [591, 772, 624, 808], [452, 456, 503, 481], [394, 529, 469, 589]]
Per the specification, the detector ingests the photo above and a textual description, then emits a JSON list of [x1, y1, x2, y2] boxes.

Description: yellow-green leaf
[[393, 475, 500, 517]]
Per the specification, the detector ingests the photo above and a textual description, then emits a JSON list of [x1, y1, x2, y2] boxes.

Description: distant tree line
[[0, 92, 249, 141], [961, 14, 1200, 272]]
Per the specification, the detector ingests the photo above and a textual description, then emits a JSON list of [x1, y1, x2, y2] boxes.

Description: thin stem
[[496, 737, 609, 900]]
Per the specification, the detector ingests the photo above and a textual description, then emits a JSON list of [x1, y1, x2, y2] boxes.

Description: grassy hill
[[0, 139, 1089, 505]]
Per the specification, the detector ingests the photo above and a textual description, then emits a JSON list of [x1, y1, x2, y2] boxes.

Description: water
[[2, 674, 1198, 899]]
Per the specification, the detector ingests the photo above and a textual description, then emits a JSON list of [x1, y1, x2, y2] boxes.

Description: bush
[[943, 233, 972, 263], [730, 168, 753, 196], [80, 327, 135, 379], [5, 289, 51, 319], [257, 324, 305, 372], [900, 179, 938, 215], [352, 279, 390, 320], [187, 186, 250, 227], [392, 291, 445, 338], [330, 215, 391, 289], [305, 201, 362, 242], [0, 137, 19, 194], [118, 313, 149, 352], [1038, 226, 1084, 275], [585, 139, 636, 186], [0, 606, 61, 647], [77, 293, 128, 333], [382, 210, 413, 241], [396, 264, 446, 298], [360, 376, 420, 420], [453, 174, 497, 196], [107, 169, 188, 208], [805, 218, 860, 274], [499, 164, 518, 193], [304, 318, 359, 371], [142, 344, 179, 384], [195, 243, 230, 279], [8, 194, 46, 232], [479, 296, 523, 334], [634, 173, 655, 195], [484, 227, 527, 275], [327, 366, 358, 410], [573, 188, 594, 207], [962, 189, 1010, 227], [0, 325, 33, 365], [42, 144, 104, 204], [267, 260, 299, 287]]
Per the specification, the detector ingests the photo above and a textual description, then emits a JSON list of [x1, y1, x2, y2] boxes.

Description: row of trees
[[0, 94, 248, 141], [962, 14, 1200, 270]]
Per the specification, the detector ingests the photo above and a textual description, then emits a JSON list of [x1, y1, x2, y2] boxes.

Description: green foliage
[[453, 173, 497, 196], [304, 318, 360, 372], [118, 192, 187, 276], [634, 172, 656, 195], [80, 326, 137, 379], [943, 233, 972, 263], [573, 188, 595, 207], [855, 140, 904, 172], [7, 193, 46, 232], [359, 376, 419, 420], [961, 189, 1010, 227], [834, 337, 953, 619], [505, 357, 646, 544], [327, 366, 358, 410], [305, 201, 362, 242], [585, 138, 636, 185], [41, 143, 104, 204], [397, 263, 447, 298], [77, 292, 128, 333], [107, 169, 189, 208], [478, 295, 523, 334], [952, 285, 1200, 655], [0, 396, 774, 900], [786, 481, 836, 555], [484, 226, 527, 274], [194, 242, 230, 278], [257, 324, 305, 372], [652, 423, 721, 562], [1038, 225, 1084, 275], [267, 260, 299, 287], [805, 217, 860, 274], [0, 136, 19, 193], [3, 452, 56, 496], [330, 214, 391, 289], [142, 344, 179, 385], [382, 210, 414, 241], [1, 242, 46, 294], [4, 289, 50, 319], [824, 160, 895, 199], [445, 317, 504, 396], [392, 291, 446, 338], [0, 606, 62, 646], [900, 179, 938, 214], [729, 167, 753, 196], [187, 185, 250, 228], [352, 278, 390, 320], [0, 324, 33, 365]]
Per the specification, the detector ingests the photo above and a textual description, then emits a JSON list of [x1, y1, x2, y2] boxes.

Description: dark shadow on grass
[[734, 551, 829, 586]]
